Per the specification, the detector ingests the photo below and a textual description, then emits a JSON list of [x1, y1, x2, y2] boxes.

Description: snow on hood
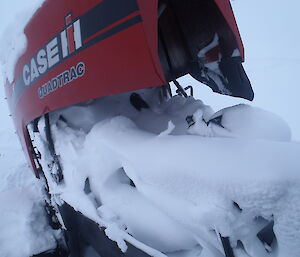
[[0, 0, 44, 84]]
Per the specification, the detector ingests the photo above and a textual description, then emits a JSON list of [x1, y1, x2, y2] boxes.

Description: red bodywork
[[214, 0, 244, 60], [4, 0, 244, 177]]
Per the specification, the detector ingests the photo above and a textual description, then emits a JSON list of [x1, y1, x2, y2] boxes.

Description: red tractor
[[4, 0, 256, 256]]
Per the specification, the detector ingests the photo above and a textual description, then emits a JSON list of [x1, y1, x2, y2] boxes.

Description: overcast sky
[[0, 0, 299, 140], [232, 0, 300, 59], [233, 0, 300, 140]]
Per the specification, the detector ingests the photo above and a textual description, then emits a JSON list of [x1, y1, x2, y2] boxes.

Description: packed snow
[[0, 104, 57, 257], [30, 87, 300, 256]]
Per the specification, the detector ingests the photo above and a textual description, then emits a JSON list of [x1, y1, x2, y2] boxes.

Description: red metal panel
[[5, 0, 247, 177], [214, 0, 244, 60], [5, 0, 166, 177], [136, 0, 165, 82]]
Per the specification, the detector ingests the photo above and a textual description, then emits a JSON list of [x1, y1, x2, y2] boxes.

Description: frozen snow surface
[[30, 88, 300, 257], [0, 1, 55, 253], [0, 123, 57, 257]]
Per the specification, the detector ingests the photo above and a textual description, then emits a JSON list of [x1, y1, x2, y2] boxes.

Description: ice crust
[[37, 88, 300, 257]]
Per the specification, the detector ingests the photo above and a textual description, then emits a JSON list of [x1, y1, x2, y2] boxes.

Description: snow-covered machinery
[[5, 0, 286, 256], [5, 0, 253, 179]]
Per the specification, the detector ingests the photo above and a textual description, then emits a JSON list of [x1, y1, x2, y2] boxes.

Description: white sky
[[0, 0, 299, 140], [232, 0, 300, 59], [233, 0, 300, 140]]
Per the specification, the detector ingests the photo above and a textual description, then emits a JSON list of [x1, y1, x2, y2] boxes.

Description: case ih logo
[[22, 14, 82, 87], [12, 0, 142, 105], [61, 14, 82, 58]]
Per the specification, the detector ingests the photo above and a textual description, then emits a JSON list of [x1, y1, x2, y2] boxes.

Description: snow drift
[[32, 88, 300, 257]]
